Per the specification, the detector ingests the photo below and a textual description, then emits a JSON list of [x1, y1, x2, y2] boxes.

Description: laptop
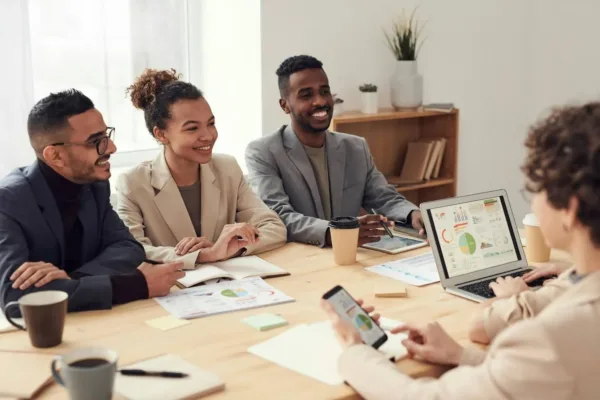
[[421, 189, 535, 302]]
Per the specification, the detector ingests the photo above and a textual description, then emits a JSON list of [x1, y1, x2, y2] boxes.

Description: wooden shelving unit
[[330, 108, 459, 205]]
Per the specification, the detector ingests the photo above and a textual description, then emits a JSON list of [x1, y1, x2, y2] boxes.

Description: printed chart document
[[248, 320, 408, 385], [177, 256, 290, 288], [155, 277, 294, 319], [365, 252, 440, 286]]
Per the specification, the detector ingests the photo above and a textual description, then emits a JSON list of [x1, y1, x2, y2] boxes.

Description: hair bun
[[127, 68, 180, 110]]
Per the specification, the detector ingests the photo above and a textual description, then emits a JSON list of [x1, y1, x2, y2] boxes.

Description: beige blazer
[[339, 270, 600, 399], [482, 267, 574, 340], [115, 152, 287, 269]]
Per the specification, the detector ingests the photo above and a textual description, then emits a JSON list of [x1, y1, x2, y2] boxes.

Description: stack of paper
[[248, 320, 408, 385], [155, 277, 294, 319], [366, 252, 440, 286]]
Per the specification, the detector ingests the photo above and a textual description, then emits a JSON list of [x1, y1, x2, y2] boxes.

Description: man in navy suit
[[0, 89, 184, 313]]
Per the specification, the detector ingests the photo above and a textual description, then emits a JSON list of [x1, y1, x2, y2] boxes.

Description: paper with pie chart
[[431, 196, 519, 278], [154, 277, 294, 319]]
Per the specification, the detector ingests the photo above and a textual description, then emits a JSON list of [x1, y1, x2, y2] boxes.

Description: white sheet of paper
[[248, 319, 408, 386], [0, 313, 21, 334], [155, 277, 294, 319], [366, 252, 440, 286]]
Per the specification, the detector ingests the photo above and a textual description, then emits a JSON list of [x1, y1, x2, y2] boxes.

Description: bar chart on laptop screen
[[432, 197, 518, 277]]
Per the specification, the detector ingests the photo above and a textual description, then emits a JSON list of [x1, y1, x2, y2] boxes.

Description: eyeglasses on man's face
[[50, 127, 115, 156]]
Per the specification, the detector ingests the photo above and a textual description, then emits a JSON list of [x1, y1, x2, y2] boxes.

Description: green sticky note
[[242, 313, 288, 331]]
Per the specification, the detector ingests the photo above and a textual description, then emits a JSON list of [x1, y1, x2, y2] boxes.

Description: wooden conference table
[[0, 243, 571, 400]]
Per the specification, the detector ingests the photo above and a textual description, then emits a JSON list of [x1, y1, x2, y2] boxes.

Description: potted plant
[[333, 94, 345, 116], [359, 84, 378, 114], [383, 8, 425, 109]]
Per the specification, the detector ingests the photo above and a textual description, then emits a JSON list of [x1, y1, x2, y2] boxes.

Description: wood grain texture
[[0, 242, 570, 399]]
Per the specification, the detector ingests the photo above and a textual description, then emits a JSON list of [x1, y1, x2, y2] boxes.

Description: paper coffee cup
[[523, 213, 550, 262], [329, 217, 360, 265]]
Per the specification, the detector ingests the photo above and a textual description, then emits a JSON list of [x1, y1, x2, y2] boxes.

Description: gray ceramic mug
[[51, 347, 118, 400]]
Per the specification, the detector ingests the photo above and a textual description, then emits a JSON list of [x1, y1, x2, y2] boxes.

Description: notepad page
[[212, 256, 289, 280], [248, 320, 408, 386], [177, 265, 230, 288], [115, 354, 224, 400]]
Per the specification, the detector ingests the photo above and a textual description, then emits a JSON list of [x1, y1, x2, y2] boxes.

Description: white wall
[[189, 0, 262, 172], [0, 1, 35, 176], [260, 0, 600, 222]]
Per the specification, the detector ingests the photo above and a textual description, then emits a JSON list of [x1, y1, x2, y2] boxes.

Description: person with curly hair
[[115, 69, 286, 270], [322, 102, 600, 399], [245, 55, 424, 248]]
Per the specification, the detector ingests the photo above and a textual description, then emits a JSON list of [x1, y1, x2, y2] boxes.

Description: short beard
[[290, 108, 329, 134]]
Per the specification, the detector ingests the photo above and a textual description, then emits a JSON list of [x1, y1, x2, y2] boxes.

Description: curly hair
[[276, 55, 324, 97], [127, 68, 203, 136], [521, 102, 600, 245]]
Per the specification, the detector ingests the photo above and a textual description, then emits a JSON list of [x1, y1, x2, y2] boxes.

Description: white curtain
[[0, 1, 35, 176]]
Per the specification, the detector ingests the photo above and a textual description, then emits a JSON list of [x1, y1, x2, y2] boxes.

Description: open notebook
[[177, 256, 289, 288], [0, 351, 55, 399]]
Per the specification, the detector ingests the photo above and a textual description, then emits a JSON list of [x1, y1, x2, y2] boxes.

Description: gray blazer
[[245, 125, 418, 246], [0, 161, 145, 313]]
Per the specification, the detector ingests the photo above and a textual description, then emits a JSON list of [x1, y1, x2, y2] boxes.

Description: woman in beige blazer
[[323, 102, 600, 399], [116, 69, 286, 269]]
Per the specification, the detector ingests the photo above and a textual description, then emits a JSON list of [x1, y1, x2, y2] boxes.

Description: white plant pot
[[333, 102, 344, 116], [360, 92, 378, 114], [391, 60, 423, 109]]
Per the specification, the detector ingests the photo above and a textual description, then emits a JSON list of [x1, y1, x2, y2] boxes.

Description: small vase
[[360, 92, 378, 114], [391, 60, 423, 109]]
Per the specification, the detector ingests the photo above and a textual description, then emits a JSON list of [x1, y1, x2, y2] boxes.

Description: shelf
[[387, 177, 455, 192], [332, 108, 456, 125]]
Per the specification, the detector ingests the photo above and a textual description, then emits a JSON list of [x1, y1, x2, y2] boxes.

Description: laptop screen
[[426, 195, 522, 279]]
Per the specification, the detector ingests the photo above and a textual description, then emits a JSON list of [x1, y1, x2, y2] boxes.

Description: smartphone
[[322, 285, 388, 349]]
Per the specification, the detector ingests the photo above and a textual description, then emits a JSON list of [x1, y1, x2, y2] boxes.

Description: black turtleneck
[[38, 160, 148, 304]]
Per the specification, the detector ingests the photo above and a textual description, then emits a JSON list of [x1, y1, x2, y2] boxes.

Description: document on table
[[248, 319, 408, 386], [365, 252, 440, 286], [154, 277, 295, 319]]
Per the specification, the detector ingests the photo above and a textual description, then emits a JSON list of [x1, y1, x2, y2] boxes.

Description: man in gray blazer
[[245, 55, 424, 247], [0, 90, 183, 314]]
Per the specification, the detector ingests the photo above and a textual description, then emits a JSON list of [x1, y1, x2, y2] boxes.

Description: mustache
[[311, 106, 331, 113], [95, 155, 110, 164]]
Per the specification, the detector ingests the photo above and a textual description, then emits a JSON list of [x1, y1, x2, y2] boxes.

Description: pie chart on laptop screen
[[459, 233, 477, 255]]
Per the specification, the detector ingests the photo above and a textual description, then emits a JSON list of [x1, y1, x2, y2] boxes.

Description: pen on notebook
[[370, 208, 394, 238], [119, 369, 189, 378]]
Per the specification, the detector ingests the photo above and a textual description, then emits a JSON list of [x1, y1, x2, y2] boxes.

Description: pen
[[119, 369, 189, 378], [370, 208, 394, 239]]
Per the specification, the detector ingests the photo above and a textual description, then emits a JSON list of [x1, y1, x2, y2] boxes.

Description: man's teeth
[[97, 160, 109, 166], [194, 146, 211, 151], [313, 111, 328, 117]]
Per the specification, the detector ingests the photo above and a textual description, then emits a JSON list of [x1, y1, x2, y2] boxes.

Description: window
[[27, 0, 189, 165]]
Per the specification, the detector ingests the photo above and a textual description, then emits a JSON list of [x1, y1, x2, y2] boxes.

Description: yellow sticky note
[[145, 315, 191, 331]]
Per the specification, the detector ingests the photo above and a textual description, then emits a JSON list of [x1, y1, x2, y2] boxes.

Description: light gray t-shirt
[[303, 145, 332, 220], [178, 180, 202, 236]]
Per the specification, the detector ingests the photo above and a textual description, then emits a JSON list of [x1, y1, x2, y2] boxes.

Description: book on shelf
[[422, 103, 455, 112], [390, 138, 447, 187], [176, 256, 290, 288]]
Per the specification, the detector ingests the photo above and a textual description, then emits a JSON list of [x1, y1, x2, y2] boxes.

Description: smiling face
[[45, 108, 117, 183], [279, 68, 334, 135], [155, 98, 217, 165]]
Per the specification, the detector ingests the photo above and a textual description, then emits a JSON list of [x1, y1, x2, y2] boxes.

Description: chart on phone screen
[[432, 197, 518, 278], [329, 290, 381, 344]]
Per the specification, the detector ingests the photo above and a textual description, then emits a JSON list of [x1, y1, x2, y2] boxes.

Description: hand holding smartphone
[[322, 285, 388, 349]]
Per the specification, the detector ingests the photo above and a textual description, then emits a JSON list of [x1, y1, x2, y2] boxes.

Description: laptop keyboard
[[459, 269, 558, 299]]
